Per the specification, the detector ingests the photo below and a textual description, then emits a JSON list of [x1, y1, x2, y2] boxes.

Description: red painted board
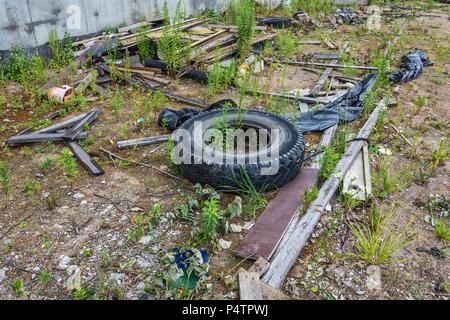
[[233, 167, 319, 260]]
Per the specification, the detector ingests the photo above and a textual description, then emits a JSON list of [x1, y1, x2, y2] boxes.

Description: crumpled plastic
[[386, 49, 433, 83], [173, 248, 208, 270]]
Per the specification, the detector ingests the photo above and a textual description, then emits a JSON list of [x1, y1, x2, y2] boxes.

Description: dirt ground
[[0, 4, 448, 300]]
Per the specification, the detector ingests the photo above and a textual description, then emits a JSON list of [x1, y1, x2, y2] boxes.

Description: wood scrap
[[248, 257, 270, 277], [237, 268, 291, 300], [309, 42, 349, 95], [117, 17, 163, 33], [265, 58, 378, 71], [238, 271, 263, 300], [190, 29, 227, 48], [197, 33, 276, 63], [207, 23, 268, 31], [117, 134, 170, 149]]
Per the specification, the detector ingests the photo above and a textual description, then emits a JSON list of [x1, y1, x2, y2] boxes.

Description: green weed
[[0, 161, 12, 207], [58, 148, 78, 188], [341, 203, 417, 265]]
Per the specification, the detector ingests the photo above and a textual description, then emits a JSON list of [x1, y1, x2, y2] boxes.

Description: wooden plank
[[248, 257, 270, 277], [384, 22, 408, 68], [207, 23, 267, 31], [259, 280, 292, 300], [248, 89, 334, 104], [144, 20, 208, 41], [237, 268, 291, 300], [75, 70, 97, 94], [233, 168, 319, 260], [299, 40, 321, 45], [197, 34, 275, 62], [261, 98, 388, 289], [114, 65, 156, 76], [6, 131, 87, 147], [309, 42, 349, 95], [65, 140, 104, 176], [71, 32, 129, 47], [66, 109, 102, 140], [190, 29, 227, 48], [117, 134, 170, 149], [117, 18, 163, 33], [98, 64, 207, 108], [118, 18, 200, 46], [32, 113, 88, 135], [238, 271, 263, 300], [199, 33, 235, 53], [265, 58, 378, 71]]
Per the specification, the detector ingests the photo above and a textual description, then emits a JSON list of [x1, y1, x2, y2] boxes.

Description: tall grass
[[341, 202, 417, 265], [232, 0, 255, 60]]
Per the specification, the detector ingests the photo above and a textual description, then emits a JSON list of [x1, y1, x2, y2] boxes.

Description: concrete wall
[[0, 0, 225, 51], [0, 0, 369, 52]]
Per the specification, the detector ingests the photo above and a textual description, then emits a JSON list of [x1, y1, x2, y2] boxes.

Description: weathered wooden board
[[309, 42, 349, 95], [233, 167, 319, 260], [248, 257, 270, 277], [238, 271, 263, 300], [237, 267, 291, 300]]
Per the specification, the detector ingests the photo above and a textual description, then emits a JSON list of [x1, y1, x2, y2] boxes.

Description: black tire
[[174, 109, 305, 192]]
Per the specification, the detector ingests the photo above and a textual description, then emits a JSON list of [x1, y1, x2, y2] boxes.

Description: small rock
[[57, 255, 72, 271], [0, 267, 7, 283], [366, 265, 382, 296], [65, 265, 81, 290], [73, 193, 85, 199], [325, 204, 332, 211], [80, 200, 88, 205], [218, 239, 232, 250], [138, 235, 152, 245], [109, 273, 126, 285]]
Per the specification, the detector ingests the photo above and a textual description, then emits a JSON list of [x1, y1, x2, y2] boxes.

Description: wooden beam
[[118, 18, 200, 46], [116, 134, 170, 149], [98, 64, 208, 108], [310, 42, 348, 95], [207, 23, 268, 31], [117, 18, 163, 33], [65, 140, 104, 176], [261, 98, 388, 289], [265, 58, 378, 71], [248, 257, 270, 277], [190, 29, 227, 48], [197, 33, 275, 62], [247, 89, 334, 104]]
